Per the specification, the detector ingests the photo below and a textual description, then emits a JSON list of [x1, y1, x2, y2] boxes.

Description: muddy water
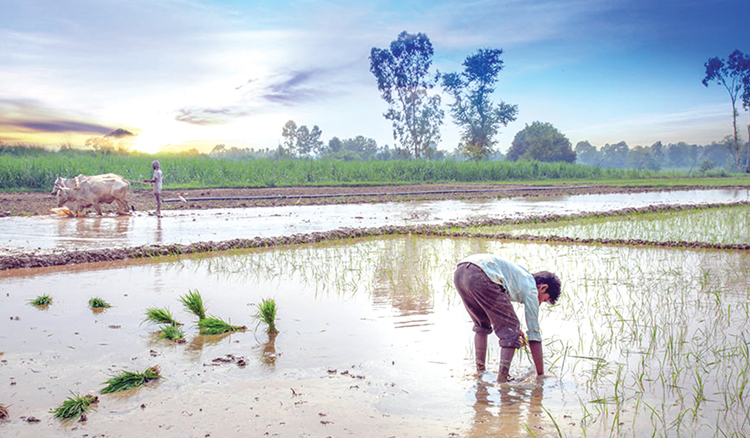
[[1, 188, 747, 252], [2, 236, 749, 437]]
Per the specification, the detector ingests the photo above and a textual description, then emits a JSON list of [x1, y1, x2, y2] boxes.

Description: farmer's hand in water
[[518, 330, 527, 348]]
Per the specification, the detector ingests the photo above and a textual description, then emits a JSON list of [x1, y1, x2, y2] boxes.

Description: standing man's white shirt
[[153, 168, 163, 193]]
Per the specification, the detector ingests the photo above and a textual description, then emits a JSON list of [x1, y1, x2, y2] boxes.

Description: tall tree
[[280, 120, 323, 157], [702, 51, 745, 171], [295, 125, 324, 156], [281, 120, 298, 153], [731, 50, 750, 170], [506, 121, 575, 163], [370, 31, 444, 158], [441, 49, 518, 160]]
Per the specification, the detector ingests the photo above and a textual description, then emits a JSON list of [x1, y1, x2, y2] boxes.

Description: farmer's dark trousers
[[454, 262, 522, 349]]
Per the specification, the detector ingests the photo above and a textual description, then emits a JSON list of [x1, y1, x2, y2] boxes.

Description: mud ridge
[[2, 201, 748, 271]]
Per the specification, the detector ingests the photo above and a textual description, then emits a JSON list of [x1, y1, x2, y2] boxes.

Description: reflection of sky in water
[[1, 237, 748, 436], [1, 188, 748, 251]]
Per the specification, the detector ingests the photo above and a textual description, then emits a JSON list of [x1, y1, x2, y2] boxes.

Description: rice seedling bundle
[[88, 297, 111, 309], [180, 289, 206, 320], [198, 317, 246, 335], [100, 366, 162, 394], [255, 298, 279, 334], [29, 294, 52, 307], [159, 325, 185, 341], [143, 307, 181, 327], [50, 393, 98, 422]]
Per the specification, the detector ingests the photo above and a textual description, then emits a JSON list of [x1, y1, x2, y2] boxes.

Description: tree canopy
[[506, 121, 575, 163], [441, 48, 518, 160], [281, 120, 323, 157], [322, 135, 379, 160], [370, 31, 444, 158], [702, 50, 748, 172]]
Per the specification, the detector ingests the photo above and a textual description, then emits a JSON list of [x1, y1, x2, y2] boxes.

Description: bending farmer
[[143, 160, 163, 217], [454, 254, 561, 382]]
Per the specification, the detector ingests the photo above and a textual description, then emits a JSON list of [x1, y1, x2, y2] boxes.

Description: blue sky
[[1, 0, 748, 154]]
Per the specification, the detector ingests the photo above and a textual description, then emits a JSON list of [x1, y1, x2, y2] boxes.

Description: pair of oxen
[[51, 174, 132, 216]]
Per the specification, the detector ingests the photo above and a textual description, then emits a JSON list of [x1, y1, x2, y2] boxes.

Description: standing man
[[143, 160, 163, 217], [454, 254, 561, 382]]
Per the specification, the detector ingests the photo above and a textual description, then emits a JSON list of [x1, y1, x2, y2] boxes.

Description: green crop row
[[0, 146, 745, 191]]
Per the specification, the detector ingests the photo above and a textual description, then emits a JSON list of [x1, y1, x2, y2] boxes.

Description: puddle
[[0, 188, 747, 253], [1, 236, 749, 436]]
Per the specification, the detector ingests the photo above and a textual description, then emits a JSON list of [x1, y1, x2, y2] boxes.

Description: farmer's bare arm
[[529, 340, 544, 375]]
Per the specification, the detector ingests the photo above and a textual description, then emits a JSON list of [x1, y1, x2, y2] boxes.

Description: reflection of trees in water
[[160, 236, 492, 317], [371, 236, 435, 317]]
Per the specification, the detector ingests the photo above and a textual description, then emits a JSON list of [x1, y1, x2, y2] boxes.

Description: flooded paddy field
[[2, 235, 749, 437], [0, 188, 747, 254], [454, 203, 750, 246]]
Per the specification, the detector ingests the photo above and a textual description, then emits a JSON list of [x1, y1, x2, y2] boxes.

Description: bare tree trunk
[[732, 107, 740, 172]]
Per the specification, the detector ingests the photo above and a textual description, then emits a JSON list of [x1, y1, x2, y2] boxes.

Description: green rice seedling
[[254, 298, 279, 334], [198, 316, 246, 335], [50, 393, 98, 422], [143, 307, 181, 327], [180, 289, 206, 320], [541, 406, 564, 438], [159, 325, 185, 342], [29, 294, 52, 307], [88, 297, 111, 309], [100, 365, 162, 394]]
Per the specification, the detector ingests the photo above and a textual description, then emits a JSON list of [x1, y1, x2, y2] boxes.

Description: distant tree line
[[574, 138, 742, 173]]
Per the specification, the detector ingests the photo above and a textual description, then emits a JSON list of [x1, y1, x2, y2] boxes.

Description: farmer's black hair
[[533, 271, 562, 305]]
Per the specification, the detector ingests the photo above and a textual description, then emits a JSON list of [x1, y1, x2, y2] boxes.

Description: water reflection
[[155, 217, 163, 244], [469, 379, 551, 437], [54, 216, 133, 249], [2, 236, 749, 437], [260, 332, 278, 366], [371, 238, 435, 321], [186, 332, 233, 352], [2, 188, 748, 252]]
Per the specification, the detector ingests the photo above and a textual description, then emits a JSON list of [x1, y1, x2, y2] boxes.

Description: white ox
[[52, 174, 131, 216]]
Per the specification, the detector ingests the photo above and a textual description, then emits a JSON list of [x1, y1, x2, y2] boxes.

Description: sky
[[1, 0, 749, 155]]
